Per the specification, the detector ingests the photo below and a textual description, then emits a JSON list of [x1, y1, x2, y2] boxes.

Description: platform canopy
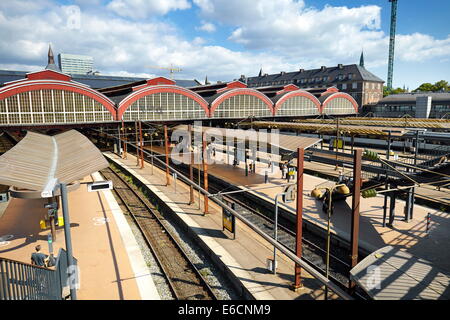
[[0, 130, 108, 196], [350, 246, 450, 300], [174, 125, 321, 153]]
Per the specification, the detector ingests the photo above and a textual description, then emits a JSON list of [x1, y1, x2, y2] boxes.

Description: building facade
[[58, 53, 94, 75], [363, 92, 450, 118], [243, 57, 384, 110]]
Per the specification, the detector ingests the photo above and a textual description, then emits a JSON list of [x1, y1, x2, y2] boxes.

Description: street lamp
[[311, 183, 347, 300], [272, 185, 296, 274]]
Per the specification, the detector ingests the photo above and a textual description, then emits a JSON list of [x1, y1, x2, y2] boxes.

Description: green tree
[[414, 82, 436, 92], [413, 80, 449, 92], [434, 80, 449, 91], [383, 86, 407, 97]]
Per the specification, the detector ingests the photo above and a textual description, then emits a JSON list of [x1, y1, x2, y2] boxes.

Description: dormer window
[[348, 73, 353, 80], [338, 74, 344, 81]]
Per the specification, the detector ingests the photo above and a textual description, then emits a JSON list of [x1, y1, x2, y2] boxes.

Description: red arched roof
[[118, 85, 210, 119], [210, 88, 274, 115], [321, 92, 359, 114], [274, 90, 321, 115], [0, 79, 117, 120]]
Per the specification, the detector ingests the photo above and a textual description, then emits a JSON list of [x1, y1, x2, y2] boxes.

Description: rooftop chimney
[[338, 64, 343, 69], [321, 66, 326, 71], [299, 69, 304, 73]]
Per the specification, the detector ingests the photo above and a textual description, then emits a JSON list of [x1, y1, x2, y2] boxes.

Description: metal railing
[[0, 249, 76, 300]]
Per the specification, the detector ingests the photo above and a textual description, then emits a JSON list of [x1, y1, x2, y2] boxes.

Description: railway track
[[100, 167, 219, 300], [135, 147, 364, 294], [214, 191, 352, 288]]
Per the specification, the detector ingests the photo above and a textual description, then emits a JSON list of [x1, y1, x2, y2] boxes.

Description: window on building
[[342, 83, 347, 90], [352, 82, 358, 89]]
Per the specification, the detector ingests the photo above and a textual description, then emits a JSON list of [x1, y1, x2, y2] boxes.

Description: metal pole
[[325, 187, 332, 300], [188, 125, 194, 204], [410, 130, 419, 220], [349, 148, 362, 290], [202, 132, 209, 214], [387, 130, 392, 160], [121, 120, 126, 159], [294, 148, 304, 290], [60, 183, 77, 300], [139, 121, 144, 169], [273, 193, 283, 274], [135, 121, 139, 166], [164, 125, 171, 186], [335, 117, 339, 170], [383, 182, 389, 227], [150, 129, 153, 174]]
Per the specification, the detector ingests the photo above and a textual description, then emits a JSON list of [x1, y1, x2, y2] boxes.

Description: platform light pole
[[349, 148, 362, 291], [59, 183, 77, 300], [293, 148, 304, 290], [272, 193, 285, 274]]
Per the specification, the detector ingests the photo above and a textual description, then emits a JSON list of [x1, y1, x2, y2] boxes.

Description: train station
[[1, 0, 450, 302], [1, 48, 449, 302]]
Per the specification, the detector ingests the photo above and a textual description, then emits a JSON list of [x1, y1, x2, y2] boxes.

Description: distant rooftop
[[0, 69, 200, 89], [245, 64, 384, 85], [380, 92, 450, 104]]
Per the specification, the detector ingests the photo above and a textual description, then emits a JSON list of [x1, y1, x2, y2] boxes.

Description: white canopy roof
[[0, 130, 108, 194]]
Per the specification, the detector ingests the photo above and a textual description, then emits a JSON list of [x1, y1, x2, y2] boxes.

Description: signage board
[[87, 181, 113, 192]]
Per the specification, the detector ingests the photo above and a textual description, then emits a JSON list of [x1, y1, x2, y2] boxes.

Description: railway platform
[[105, 152, 340, 300], [145, 145, 450, 274], [0, 174, 160, 300]]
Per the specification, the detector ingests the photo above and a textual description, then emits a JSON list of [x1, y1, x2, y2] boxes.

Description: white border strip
[[92, 171, 161, 300], [105, 154, 275, 300]]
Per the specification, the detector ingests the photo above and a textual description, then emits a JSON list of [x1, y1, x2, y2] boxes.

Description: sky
[[0, 0, 449, 90]]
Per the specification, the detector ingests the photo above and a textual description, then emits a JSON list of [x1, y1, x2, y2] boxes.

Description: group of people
[[280, 162, 295, 182]]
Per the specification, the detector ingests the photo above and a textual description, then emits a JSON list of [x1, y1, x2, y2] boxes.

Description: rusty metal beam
[[202, 131, 209, 214], [188, 124, 194, 204], [139, 121, 144, 169], [349, 148, 362, 289], [164, 125, 171, 185], [135, 121, 139, 166], [293, 147, 304, 290]]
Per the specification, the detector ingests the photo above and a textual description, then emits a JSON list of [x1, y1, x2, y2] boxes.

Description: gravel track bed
[[109, 168, 240, 300]]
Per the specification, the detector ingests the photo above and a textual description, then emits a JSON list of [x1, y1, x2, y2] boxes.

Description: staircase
[[0, 249, 77, 300]]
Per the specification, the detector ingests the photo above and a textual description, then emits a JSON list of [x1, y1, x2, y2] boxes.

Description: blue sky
[[0, 0, 449, 89]]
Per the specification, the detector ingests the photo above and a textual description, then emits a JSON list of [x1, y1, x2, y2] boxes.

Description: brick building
[[242, 52, 384, 110]]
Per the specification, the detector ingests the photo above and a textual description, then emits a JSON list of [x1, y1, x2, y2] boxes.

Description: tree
[[413, 80, 449, 92], [434, 80, 449, 91], [383, 86, 407, 97]]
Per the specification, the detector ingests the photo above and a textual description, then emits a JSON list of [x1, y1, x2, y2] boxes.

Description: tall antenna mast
[[387, 0, 398, 90]]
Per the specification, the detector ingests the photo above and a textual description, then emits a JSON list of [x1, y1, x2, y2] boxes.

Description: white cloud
[[197, 21, 216, 33], [107, 0, 191, 19], [194, 0, 450, 71], [0, 0, 449, 87]]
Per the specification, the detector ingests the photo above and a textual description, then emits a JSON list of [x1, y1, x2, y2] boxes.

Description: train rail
[[99, 167, 219, 300], [135, 147, 368, 296]]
